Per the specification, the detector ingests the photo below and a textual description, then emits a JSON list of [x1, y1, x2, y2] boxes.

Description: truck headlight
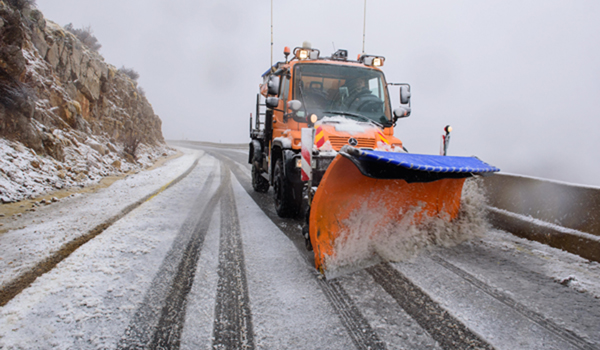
[[298, 49, 309, 60]]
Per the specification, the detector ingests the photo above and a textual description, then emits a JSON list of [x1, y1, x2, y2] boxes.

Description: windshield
[[293, 63, 391, 126]]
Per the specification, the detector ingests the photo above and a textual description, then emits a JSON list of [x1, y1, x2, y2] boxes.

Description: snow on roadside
[[0, 147, 202, 290], [480, 229, 600, 299], [0, 154, 218, 350]]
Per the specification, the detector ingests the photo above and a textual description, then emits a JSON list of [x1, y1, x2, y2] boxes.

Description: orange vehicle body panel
[[272, 124, 402, 152], [309, 155, 466, 272], [264, 59, 402, 151]]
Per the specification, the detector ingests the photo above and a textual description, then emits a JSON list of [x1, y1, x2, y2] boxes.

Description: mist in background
[[35, 0, 600, 187]]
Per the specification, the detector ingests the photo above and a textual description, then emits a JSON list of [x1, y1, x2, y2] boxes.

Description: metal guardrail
[[481, 173, 600, 262]]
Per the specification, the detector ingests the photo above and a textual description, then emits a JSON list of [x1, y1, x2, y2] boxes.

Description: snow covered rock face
[[0, 137, 174, 203], [0, 2, 169, 202]]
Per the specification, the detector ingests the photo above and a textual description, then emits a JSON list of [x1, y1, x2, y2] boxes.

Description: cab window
[[293, 63, 391, 126]]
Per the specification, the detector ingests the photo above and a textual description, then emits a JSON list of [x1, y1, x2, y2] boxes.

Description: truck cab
[[249, 45, 411, 218]]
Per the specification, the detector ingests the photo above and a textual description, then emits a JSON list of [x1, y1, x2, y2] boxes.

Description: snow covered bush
[[118, 67, 139, 82], [64, 23, 101, 52]]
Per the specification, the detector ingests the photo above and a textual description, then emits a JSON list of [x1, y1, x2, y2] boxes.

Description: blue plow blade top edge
[[354, 149, 500, 174]]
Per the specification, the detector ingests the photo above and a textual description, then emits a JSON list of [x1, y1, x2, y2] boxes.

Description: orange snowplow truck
[[249, 44, 498, 277]]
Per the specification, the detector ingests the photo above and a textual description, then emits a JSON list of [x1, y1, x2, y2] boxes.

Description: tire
[[273, 159, 300, 218], [252, 161, 269, 193], [302, 206, 312, 251]]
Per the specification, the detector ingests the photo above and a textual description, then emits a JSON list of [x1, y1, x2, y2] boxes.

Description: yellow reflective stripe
[[377, 132, 389, 144], [315, 133, 324, 143]]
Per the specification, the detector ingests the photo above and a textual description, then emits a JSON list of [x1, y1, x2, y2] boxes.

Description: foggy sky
[[35, 0, 600, 187]]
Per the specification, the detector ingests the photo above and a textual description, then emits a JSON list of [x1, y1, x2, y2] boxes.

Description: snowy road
[[1, 143, 600, 349]]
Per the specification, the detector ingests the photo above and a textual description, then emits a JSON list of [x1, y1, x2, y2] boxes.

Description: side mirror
[[393, 107, 411, 119], [400, 85, 411, 105], [287, 100, 302, 112], [267, 75, 280, 96], [266, 96, 280, 109]]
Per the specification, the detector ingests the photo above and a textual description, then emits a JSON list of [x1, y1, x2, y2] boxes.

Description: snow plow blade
[[309, 146, 499, 278]]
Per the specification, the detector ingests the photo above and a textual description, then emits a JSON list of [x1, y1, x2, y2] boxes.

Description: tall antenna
[[362, 0, 367, 53], [270, 0, 274, 69]]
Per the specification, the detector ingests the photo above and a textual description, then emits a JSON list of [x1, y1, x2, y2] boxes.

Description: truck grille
[[328, 136, 376, 150]]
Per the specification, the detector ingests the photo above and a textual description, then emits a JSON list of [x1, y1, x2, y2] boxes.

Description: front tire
[[273, 159, 300, 218]]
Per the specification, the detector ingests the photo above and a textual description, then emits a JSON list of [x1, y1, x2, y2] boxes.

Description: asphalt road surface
[[1, 142, 599, 350]]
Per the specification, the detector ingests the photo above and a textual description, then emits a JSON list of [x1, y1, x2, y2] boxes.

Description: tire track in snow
[[205, 149, 385, 350], [148, 163, 231, 349], [212, 163, 255, 350], [430, 255, 599, 350], [318, 278, 387, 350], [367, 263, 494, 350], [118, 160, 221, 349], [0, 155, 201, 307]]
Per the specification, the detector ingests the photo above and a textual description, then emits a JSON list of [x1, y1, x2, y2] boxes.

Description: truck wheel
[[273, 159, 300, 217], [252, 162, 269, 193]]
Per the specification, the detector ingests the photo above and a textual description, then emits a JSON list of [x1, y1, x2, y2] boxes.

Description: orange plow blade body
[[308, 147, 499, 277]]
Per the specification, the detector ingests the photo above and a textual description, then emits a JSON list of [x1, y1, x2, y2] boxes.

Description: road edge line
[[0, 156, 201, 307]]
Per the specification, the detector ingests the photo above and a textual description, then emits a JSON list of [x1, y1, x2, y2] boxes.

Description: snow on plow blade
[[309, 146, 499, 278]]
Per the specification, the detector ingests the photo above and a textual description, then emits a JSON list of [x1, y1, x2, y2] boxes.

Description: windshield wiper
[[297, 83, 309, 119], [380, 118, 394, 127], [323, 110, 383, 128]]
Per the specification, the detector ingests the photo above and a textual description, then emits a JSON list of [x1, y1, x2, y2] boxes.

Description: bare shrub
[[7, 0, 37, 10], [118, 66, 139, 82], [137, 86, 146, 98], [123, 132, 140, 160], [64, 23, 101, 52]]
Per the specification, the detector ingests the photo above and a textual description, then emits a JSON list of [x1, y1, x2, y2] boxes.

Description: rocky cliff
[[0, 1, 170, 203]]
